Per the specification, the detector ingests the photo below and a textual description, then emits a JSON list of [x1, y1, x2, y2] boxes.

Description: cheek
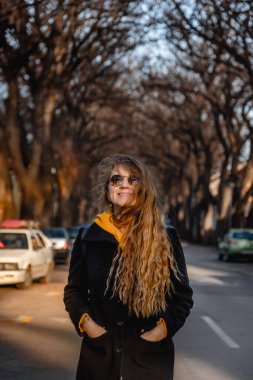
[[106, 189, 111, 202], [107, 187, 114, 202], [129, 194, 136, 206]]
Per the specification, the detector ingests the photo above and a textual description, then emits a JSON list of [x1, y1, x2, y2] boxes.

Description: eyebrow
[[111, 173, 131, 176]]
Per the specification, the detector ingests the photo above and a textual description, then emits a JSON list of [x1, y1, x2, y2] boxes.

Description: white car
[[0, 228, 54, 289]]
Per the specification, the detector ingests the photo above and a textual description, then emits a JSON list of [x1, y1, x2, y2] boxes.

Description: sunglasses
[[109, 175, 142, 187]]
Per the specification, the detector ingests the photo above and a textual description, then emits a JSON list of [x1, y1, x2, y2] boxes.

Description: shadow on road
[[0, 318, 80, 380]]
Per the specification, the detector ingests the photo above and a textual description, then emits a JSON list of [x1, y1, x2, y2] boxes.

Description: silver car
[[42, 227, 71, 264]]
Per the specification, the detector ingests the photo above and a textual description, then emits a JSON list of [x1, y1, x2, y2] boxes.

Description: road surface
[[0, 243, 252, 380]]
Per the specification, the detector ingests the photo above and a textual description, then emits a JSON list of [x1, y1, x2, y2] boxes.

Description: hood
[[0, 250, 29, 262], [47, 238, 68, 249], [94, 211, 122, 244]]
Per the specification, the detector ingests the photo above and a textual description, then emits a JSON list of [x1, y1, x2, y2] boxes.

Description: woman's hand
[[140, 324, 165, 342], [82, 317, 107, 338]]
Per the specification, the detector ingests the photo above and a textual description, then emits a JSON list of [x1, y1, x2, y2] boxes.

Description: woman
[[64, 154, 193, 380]]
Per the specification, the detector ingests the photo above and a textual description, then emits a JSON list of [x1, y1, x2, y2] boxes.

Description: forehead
[[110, 165, 132, 176]]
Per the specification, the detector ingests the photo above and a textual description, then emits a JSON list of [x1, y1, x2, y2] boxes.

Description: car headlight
[[0, 263, 19, 270]]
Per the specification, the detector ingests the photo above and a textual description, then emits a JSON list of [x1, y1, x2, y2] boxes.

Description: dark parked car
[[66, 226, 79, 251], [41, 227, 71, 264], [67, 224, 90, 250]]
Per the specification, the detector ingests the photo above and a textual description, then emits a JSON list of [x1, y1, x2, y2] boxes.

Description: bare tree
[[159, 0, 253, 236], [0, 0, 153, 224]]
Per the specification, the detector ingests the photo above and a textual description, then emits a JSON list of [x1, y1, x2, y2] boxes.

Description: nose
[[120, 177, 130, 187]]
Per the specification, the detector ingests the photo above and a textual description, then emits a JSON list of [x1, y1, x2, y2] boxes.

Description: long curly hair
[[95, 154, 179, 318]]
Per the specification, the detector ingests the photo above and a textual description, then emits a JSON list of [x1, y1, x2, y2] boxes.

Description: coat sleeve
[[160, 227, 193, 339], [63, 227, 90, 336]]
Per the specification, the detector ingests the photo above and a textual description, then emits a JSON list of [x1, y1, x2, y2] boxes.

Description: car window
[[42, 228, 66, 238], [0, 233, 28, 249], [35, 233, 46, 248], [31, 234, 40, 250], [37, 232, 47, 247], [232, 232, 253, 240]]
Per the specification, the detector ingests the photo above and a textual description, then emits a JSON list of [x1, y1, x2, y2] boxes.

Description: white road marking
[[14, 315, 33, 323], [202, 315, 240, 349], [45, 291, 62, 297]]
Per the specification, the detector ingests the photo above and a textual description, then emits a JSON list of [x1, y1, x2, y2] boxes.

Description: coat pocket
[[138, 334, 165, 344], [86, 330, 110, 343], [84, 330, 111, 356], [132, 333, 172, 355]]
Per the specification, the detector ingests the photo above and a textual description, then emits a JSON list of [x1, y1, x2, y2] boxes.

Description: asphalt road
[[174, 243, 253, 380], [0, 243, 252, 380]]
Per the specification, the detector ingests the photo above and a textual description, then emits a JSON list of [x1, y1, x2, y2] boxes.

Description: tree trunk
[[0, 154, 17, 221]]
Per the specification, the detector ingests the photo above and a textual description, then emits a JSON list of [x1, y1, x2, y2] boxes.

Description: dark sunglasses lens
[[129, 177, 141, 185], [110, 175, 123, 186], [110, 175, 142, 186]]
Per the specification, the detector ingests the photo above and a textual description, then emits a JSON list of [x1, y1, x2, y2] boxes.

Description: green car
[[218, 228, 253, 261]]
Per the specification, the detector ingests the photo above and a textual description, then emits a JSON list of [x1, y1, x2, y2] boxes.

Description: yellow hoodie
[[95, 211, 123, 244]]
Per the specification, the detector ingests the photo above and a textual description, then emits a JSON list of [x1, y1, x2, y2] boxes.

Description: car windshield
[[42, 229, 66, 238], [0, 233, 28, 249], [232, 232, 253, 240]]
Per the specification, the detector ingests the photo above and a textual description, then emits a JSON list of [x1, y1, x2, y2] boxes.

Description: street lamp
[[50, 167, 59, 223]]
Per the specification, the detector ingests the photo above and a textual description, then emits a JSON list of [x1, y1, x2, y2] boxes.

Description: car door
[[36, 232, 52, 272], [222, 234, 229, 251], [35, 232, 51, 276], [29, 232, 45, 278]]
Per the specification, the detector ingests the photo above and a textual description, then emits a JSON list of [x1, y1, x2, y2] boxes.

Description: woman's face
[[107, 165, 139, 214]]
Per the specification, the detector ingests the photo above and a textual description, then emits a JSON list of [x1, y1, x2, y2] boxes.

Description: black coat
[[64, 223, 193, 380]]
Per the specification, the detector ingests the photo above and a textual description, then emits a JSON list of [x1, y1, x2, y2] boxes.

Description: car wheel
[[64, 252, 71, 265], [218, 253, 224, 261], [223, 254, 232, 262], [39, 263, 53, 284], [17, 268, 32, 289]]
